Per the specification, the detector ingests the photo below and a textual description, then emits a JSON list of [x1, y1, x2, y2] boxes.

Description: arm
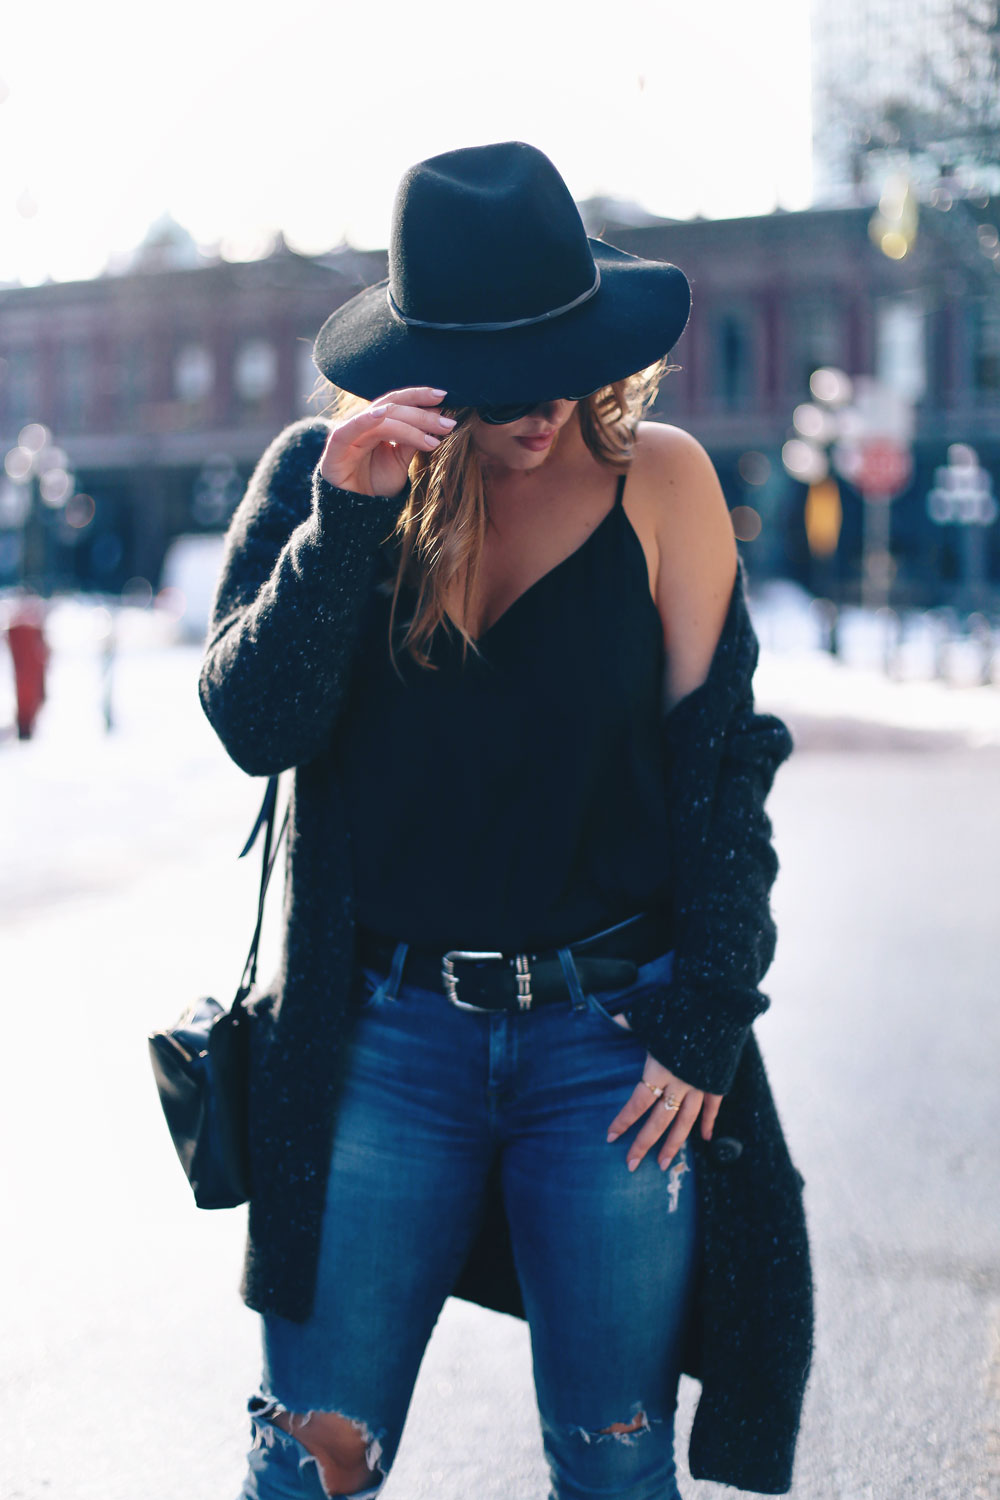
[[198, 419, 406, 777], [617, 425, 793, 1095]]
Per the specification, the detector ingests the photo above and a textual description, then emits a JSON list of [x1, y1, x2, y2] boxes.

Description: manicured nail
[[439, 416, 457, 428], [627, 1158, 639, 1172], [430, 387, 447, 396], [370, 405, 389, 416], [607, 1130, 619, 1142], [425, 435, 441, 447], [660, 1157, 672, 1171]]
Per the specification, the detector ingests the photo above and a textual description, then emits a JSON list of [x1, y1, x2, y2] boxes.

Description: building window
[[59, 341, 92, 432], [788, 299, 842, 394], [234, 337, 277, 410], [117, 338, 151, 425], [972, 300, 1000, 393], [5, 346, 41, 427], [174, 343, 214, 404], [712, 310, 755, 411]]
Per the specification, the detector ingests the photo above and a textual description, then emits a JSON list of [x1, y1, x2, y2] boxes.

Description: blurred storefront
[[1, 203, 998, 608]]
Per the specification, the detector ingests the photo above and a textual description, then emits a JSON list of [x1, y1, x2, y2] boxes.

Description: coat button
[[711, 1136, 744, 1163]]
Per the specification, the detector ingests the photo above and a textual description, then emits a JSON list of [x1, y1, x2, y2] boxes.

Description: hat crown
[[388, 142, 597, 330]]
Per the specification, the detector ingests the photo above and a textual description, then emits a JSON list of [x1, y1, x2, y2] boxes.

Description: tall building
[[811, 0, 961, 202]]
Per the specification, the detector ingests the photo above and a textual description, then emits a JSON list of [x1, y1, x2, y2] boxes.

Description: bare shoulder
[[629, 421, 738, 709]]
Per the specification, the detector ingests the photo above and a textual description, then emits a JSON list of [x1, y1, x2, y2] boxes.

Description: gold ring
[[640, 1079, 664, 1098], [662, 1094, 681, 1112]]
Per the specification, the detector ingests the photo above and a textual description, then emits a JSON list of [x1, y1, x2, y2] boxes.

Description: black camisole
[[334, 470, 673, 952]]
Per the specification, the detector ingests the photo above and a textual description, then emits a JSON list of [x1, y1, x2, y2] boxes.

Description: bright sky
[[2, 0, 813, 286]]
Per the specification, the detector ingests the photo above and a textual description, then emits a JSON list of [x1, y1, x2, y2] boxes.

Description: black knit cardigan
[[198, 418, 814, 1496]]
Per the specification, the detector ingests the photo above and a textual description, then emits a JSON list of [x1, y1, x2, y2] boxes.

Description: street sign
[[926, 445, 998, 525], [855, 438, 913, 499]]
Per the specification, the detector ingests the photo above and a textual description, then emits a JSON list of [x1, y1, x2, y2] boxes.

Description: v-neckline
[[444, 479, 624, 648]]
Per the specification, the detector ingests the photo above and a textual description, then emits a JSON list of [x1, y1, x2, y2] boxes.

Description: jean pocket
[[354, 965, 396, 1011], [581, 949, 675, 1035], [584, 988, 637, 1032]]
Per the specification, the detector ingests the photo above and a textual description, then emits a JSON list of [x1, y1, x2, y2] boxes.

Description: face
[[470, 400, 580, 473]]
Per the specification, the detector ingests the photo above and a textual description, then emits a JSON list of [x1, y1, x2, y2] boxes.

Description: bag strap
[[233, 775, 290, 1010]]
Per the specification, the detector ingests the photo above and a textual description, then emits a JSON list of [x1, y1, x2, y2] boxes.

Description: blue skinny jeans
[[239, 938, 699, 1500]]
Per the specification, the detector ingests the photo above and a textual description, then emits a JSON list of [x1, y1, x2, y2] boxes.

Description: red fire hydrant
[[5, 596, 50, 740]]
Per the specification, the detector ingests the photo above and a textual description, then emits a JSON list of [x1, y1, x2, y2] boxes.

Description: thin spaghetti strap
[[614, 471, 627, 507]]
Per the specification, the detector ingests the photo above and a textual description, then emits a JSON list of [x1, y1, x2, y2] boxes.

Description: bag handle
[[233, 775, 290, 1009]]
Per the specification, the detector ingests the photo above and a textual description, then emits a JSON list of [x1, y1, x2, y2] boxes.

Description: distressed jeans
[[239, 939, 699, 1500]]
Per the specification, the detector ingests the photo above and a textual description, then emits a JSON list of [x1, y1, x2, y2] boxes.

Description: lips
[[515, 431, 555, 451]]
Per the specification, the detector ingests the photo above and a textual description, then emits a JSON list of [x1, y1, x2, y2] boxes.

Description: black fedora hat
[[313, 141, 691, 409]]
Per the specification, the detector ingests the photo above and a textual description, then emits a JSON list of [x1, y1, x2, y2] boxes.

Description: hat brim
[[313, 240, 691, 408]]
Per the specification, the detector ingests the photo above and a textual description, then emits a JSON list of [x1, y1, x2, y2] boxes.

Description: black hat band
[[385, 265, 601, 333]]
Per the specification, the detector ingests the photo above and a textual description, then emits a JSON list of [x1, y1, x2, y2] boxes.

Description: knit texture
[[623, 568, 793, 1095], [198, 416, 813, 1495]]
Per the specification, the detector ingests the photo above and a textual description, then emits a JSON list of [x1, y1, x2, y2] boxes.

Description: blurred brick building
[[1, 202, 999, 606]]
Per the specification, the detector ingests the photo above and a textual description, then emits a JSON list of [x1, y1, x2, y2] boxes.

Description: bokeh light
[[782, 439, 829, 484], [878, 230, 909, 260], [18, 423, 51, 453], [793, 403, 838, 443], [809, 368, 853, 407], [730, 505, 762, 542], [122, 576, 154, 607], [64, 493, 96, 529], [39, 468, 72, 507], [155, 585, 187, 619], [4, 446, 33, 482], [738, 451, 771, 486]]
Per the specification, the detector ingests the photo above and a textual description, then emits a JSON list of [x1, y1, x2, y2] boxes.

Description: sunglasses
[[476, 388, 603, 425]]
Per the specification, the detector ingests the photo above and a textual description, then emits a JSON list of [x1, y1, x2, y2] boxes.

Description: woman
[[200, 142, 813, 1500]]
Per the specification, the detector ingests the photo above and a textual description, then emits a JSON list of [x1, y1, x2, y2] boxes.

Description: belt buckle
[[441, 951, 534, 1012]]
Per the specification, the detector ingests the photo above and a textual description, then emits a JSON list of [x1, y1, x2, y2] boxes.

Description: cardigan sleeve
[[198, 418, 407, 777], [622, 576, 795, 1095]]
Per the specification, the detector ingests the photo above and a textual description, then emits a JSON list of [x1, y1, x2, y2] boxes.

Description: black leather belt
[[355, 910, 674, 1014]]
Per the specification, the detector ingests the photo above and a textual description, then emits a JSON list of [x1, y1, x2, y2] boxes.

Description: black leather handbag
[[148, 775, 288, 1209]]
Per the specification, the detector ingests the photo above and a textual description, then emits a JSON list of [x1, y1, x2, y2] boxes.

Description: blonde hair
[[312, 355, 676, 672]]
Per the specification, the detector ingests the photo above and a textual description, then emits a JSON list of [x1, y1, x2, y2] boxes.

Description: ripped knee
[[600, 1411, 648, 1436], [572, 1407, 654, 1445], [249, 1396, 386, 1497]]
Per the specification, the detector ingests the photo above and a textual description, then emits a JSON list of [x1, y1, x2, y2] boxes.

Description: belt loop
[[557, 947, 588, 1011], [386, 941, 409, 1000]]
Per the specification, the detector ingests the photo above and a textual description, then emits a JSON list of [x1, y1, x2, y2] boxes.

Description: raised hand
[[318, 386, 457, 498]]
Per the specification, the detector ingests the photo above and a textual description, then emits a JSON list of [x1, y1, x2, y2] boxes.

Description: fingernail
[[627, 1158, 639, 1172], [607, 1130, 619, 1142], [660, 1157, 672, 1171], [430, 388, 447, 396], [439, 416, 457, 428], [370, 405, 389, 416], [425, 435, 441, 447]]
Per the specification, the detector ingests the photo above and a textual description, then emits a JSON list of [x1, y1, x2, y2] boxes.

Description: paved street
[[2, 635, 999, 1499]]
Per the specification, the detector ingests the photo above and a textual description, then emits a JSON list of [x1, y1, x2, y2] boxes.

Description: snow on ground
[[750, 580, 1000, 749], [0, 597, 258, 922]]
